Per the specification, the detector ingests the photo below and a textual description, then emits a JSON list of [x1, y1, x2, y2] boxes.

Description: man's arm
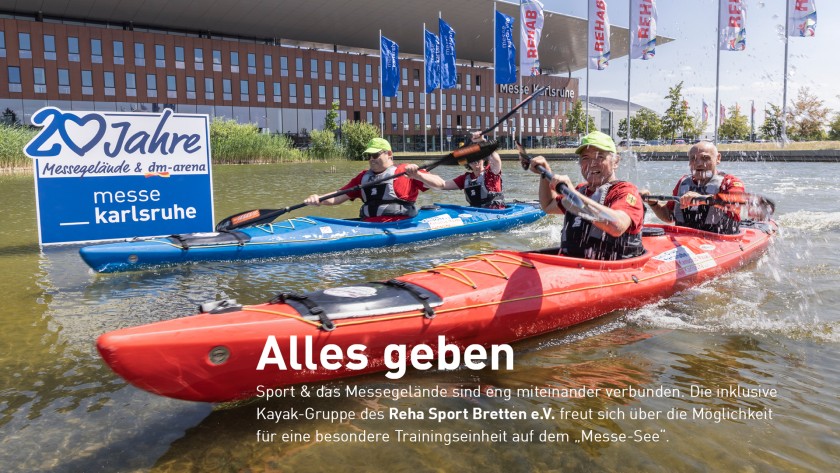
[[566, 190, 633, 237], [469, 130, 502, 175], [304, 193, 351, 206], [406, 167, 447, 189]]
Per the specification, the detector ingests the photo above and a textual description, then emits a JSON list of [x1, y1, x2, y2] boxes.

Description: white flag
[[788, 0, 817, 37], [630, 0, 657, 59], [520, 0, 544, 76], [719, 0, 746, 51], [588, 0, 611, 70]]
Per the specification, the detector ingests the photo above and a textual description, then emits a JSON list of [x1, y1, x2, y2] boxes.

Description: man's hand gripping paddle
[[213, 87, 552, 231], [515, 141, 616, 223], [214, 141, 499, 231], [644, 193, 776, 221]]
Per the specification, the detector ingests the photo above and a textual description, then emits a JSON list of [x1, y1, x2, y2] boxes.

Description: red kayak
[[97, 221, 777, 402]]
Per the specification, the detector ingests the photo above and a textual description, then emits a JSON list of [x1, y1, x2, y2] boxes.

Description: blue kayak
[[79, 203, 545, 272]]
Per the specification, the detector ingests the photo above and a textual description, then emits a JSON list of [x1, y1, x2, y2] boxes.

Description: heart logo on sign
[[57, 113, 107, 156]]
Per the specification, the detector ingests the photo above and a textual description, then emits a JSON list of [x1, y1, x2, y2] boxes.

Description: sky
[[539, 0, 838, 127]]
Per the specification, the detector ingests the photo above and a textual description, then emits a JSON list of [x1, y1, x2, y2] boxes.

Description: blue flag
[[380, 35, 399, 97], [424, 30, 441, 94], [439, 18, 456, 89], [494, 10, 516, 84]]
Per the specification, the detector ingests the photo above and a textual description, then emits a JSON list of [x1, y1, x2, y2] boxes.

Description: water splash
[[777, 211, 840, 232], [625, 252, 840, 343]]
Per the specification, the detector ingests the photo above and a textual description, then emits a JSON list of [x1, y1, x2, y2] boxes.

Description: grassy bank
[[394, 140, 840, 158], [0, 119, 341, 172], [210, 118, 311, 164], [4, 120, 838, 172], [0, 125, 37, 171]]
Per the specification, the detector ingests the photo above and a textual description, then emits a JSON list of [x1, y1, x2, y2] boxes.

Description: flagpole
[[750, 99, 755, 141], [518, 76, 523, 145], [713, 0, 722, 145], [379, 29, 384, 136], [627, 0, 632, 148], [586, 0, 591, 134], [423, 22, 428, 153], [493, 1, 498, 144], [781, 0, 791, 146], [439, 11, 444, 152], [518, 1, 523, 145]]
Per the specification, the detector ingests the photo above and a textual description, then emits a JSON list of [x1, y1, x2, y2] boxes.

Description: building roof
[[1, 0, 672, 73], [581, 96, 655, 115]]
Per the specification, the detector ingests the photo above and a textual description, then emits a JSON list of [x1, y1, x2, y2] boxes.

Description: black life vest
[[560, 181, 645, 261], [673, 173, 740, 234], [359, 166, 417, 219], [463, 169, 505, 208]]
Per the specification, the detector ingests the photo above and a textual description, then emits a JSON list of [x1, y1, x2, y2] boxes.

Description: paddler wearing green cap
[[304, 137, 431, 222], [522, 131, 646, 261]]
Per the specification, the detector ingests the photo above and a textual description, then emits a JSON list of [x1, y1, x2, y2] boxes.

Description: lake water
[[1, 158, 838, 472]]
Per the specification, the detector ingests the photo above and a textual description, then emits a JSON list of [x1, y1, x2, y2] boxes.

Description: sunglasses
[[363, 150, 386, 159]]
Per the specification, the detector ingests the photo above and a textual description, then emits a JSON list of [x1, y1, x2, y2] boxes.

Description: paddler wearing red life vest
[[407, 131, 505, 209], [524, 131, 645, 261], [642, 141, 745, 234], [304, 137, 430, 222]]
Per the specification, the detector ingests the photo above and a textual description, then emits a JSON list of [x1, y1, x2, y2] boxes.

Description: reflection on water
[[1, 161, 839, 471]]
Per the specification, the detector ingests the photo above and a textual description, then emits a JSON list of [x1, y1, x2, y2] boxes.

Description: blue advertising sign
[[24, 108, 214, 245]]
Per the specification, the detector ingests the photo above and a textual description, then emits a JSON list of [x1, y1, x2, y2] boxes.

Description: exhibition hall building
[[0, 0, 647, 150]]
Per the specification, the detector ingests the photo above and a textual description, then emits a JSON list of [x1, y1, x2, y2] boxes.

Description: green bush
[[340, 121, 381, 160], [0, 124, 37, 170], [210, 118, 305, 164], [308, 128, 344, 159]]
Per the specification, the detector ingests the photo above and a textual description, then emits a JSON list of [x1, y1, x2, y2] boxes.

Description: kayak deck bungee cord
[[97, 220, 776, 402]]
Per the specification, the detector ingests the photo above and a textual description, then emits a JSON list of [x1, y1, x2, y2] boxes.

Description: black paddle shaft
[[645, 193, 775, 211], [215, 141, 499, 231], [515, 140, 584, 209], [215, 87, 549, 231]]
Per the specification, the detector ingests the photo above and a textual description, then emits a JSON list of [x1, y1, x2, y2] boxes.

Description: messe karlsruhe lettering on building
[[24, 107, 214, 245], [498, 84, 574, 99], [0, 5, 584, 154]]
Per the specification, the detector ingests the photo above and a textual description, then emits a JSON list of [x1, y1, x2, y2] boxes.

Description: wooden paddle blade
[[713, 192, 748, 204], [215, 209, 278, 231], [514, 140, 531, 170], [744, 194, 776, 221], [714, 193, 776, 220], [443, 140, 500, 166]]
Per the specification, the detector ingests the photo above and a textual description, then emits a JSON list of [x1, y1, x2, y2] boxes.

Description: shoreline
[[4, 149, 839, 173], [396, 148, 840, 162]]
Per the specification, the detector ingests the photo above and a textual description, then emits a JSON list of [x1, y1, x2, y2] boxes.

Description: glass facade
[[0, 15, 576, 144]]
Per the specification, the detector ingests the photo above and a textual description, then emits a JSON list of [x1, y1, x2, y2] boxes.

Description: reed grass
[[209, 118, 308, 164], [0, 124, 37, 170], [396, 140, 840, 158]]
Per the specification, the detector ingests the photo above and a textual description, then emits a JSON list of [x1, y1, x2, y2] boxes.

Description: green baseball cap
[[363, 137, 392, 154], [575, 131, 617, 155]]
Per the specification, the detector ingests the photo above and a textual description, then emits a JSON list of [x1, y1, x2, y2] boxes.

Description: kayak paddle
[[215, 85, 550, 231], [215, 141, 499, 231], [644, 193, 776, 221]]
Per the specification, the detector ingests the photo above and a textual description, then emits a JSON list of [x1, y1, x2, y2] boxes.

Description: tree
[[718, 105, 749, 140], [309, 129, 343, 159], [630, 108, 663, 141], [760, 104, 784, 140], [1, 108, 18, 126], [661, 82, 692, 139], [324, 101, 339, 132], [682, 113, 706, 141], [829, 113, 840, 140], [566, 100, 596, 136], [340, 121, 381, 160], [618, 118, 628, 140], [786, 87, 829, 141]]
